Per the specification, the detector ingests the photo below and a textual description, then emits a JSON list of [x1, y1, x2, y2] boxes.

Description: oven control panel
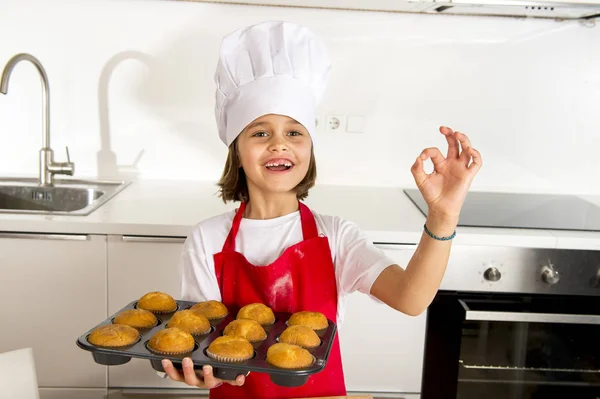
[[440, 246, 600, 296]]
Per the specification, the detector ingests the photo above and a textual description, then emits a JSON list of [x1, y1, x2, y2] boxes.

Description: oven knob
[[541, 264, 560, 285], [484, 267, 501, 282]]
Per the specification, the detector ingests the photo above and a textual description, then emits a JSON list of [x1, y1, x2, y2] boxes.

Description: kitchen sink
[[0, 178, 130, 216]]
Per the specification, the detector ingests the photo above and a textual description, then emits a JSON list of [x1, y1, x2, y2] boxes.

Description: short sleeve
[[180, 229, 222, 303], [334, 218, 397, 296]]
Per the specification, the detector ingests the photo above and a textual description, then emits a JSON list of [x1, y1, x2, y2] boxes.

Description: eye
[[252, 131, 268, 137], [288, 131, 302, 136]]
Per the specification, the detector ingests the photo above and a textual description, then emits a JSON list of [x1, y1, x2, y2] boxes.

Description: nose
[[268, 133, 288, 152]]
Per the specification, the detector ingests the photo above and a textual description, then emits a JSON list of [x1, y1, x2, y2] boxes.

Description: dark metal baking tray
[[76, 300, 337, 387]]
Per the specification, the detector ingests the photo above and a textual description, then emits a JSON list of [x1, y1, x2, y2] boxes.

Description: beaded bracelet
[[423, 223, 456, 241]]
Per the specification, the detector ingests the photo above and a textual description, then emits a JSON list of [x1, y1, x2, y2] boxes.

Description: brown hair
[[217, 138, 317, 203]]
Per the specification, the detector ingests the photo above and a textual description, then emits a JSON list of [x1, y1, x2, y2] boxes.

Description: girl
[[162, 20, 482, 399]]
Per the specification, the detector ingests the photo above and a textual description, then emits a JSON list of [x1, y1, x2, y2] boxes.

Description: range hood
[[420, 0, 600, 19], [183, 0, 600, 19]]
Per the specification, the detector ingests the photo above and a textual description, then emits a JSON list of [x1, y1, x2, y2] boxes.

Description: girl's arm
[[371, 126, 482, 316], [370, 211, 457, 316]]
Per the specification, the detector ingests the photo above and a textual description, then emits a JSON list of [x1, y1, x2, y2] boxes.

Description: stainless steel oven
[[421, 246, 600, 399]]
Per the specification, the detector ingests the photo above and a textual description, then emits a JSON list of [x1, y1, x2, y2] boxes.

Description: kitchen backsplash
[[1, 0, 599, 194]]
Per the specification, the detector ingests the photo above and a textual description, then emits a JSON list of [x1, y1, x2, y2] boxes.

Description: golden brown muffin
[[113, 309, 158, 329], [167, 310, 211, 335], [137, 291, 178, 314], [266, 343, 314, 369], [147, 327, 195, 355], [287, 311, 328, 330], [237, 303, 275, 326], [206, 336, 254, 362], [190, 300, 229, 320], [278, 325, 321, 349], [223, 319, 267, 342], [88, 324, 139, 348]]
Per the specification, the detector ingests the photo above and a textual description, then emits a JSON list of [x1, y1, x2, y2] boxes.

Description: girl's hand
[[411, 126, 482, 221], [162, 358, 246, 388]]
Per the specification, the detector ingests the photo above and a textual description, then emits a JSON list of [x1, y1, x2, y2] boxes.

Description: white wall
[[1, 0, 599, 194]]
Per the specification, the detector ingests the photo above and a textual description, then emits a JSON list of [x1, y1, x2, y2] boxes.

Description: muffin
[[206, 336, 254, 363], [278, 325, 320, 349], [137, 291, 178, 314], [223, 319, 267, 342], [287, 311, 328, 331], [167, 310, 211, 336], [113, 309, 158, 329], [88, 324, 139, 348], [147, 327, 195, 355], [190, 300, 228, 320], [237, 303, 275, 326], [266, 343, 314, 369]]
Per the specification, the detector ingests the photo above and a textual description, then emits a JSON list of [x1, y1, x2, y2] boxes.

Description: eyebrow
[[245, 119, 303, 132], [245, 122, 267, 131]]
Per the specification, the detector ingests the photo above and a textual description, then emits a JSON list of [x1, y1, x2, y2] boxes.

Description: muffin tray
[[76, 300, 338, 387]]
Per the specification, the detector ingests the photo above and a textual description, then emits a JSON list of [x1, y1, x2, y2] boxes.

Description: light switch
[[346, 115, 366, 133]]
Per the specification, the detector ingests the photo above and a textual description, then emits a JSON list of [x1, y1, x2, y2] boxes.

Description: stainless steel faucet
[[1, 53, 74, 186]]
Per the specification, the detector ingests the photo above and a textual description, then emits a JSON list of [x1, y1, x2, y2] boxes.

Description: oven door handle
[[459, 300, 600, 325]]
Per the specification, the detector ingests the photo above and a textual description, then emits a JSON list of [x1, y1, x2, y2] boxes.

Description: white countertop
[[0, 179, 599, 250]]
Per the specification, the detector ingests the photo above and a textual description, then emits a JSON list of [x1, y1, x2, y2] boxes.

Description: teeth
[[266, 162, 292, 167]]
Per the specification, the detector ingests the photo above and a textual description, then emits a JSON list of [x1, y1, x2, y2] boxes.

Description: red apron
[[211, 201, 347, 399]]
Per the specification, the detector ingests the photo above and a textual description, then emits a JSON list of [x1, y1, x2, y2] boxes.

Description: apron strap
[[222, 202, 246, 252], [299, 202, 319, 240], [221, 201, 319, 252]]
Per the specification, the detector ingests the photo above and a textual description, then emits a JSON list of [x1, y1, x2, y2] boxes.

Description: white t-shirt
[[180, 207, 396, 326]]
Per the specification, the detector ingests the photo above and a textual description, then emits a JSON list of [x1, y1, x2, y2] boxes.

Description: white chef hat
[[214, 21, 331, 147]]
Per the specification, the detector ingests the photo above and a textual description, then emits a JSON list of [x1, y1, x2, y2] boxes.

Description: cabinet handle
[[0, 232, 90, 241], [118, 388, 208, 396], [122, 235, 186, 244]]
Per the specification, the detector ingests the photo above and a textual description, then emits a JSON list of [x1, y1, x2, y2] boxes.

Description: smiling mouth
[[264, 161, 293, 171]]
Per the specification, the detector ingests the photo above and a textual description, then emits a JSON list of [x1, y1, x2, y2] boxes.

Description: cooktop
[[403, 189, 600, 232]]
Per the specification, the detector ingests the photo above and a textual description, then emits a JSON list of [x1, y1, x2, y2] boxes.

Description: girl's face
[[237, 114, 312, 198]]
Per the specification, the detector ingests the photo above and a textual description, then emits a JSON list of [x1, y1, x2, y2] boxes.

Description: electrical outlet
[[325, 115, 345, 133]]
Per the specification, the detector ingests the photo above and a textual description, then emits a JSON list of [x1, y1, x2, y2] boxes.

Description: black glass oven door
[[422, 293, 600, 399]]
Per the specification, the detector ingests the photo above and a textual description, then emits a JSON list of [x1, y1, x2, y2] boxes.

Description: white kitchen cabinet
[[107, 235, 191, 389], [340, 244, 426, 394], [0, 233, 107, 388]]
